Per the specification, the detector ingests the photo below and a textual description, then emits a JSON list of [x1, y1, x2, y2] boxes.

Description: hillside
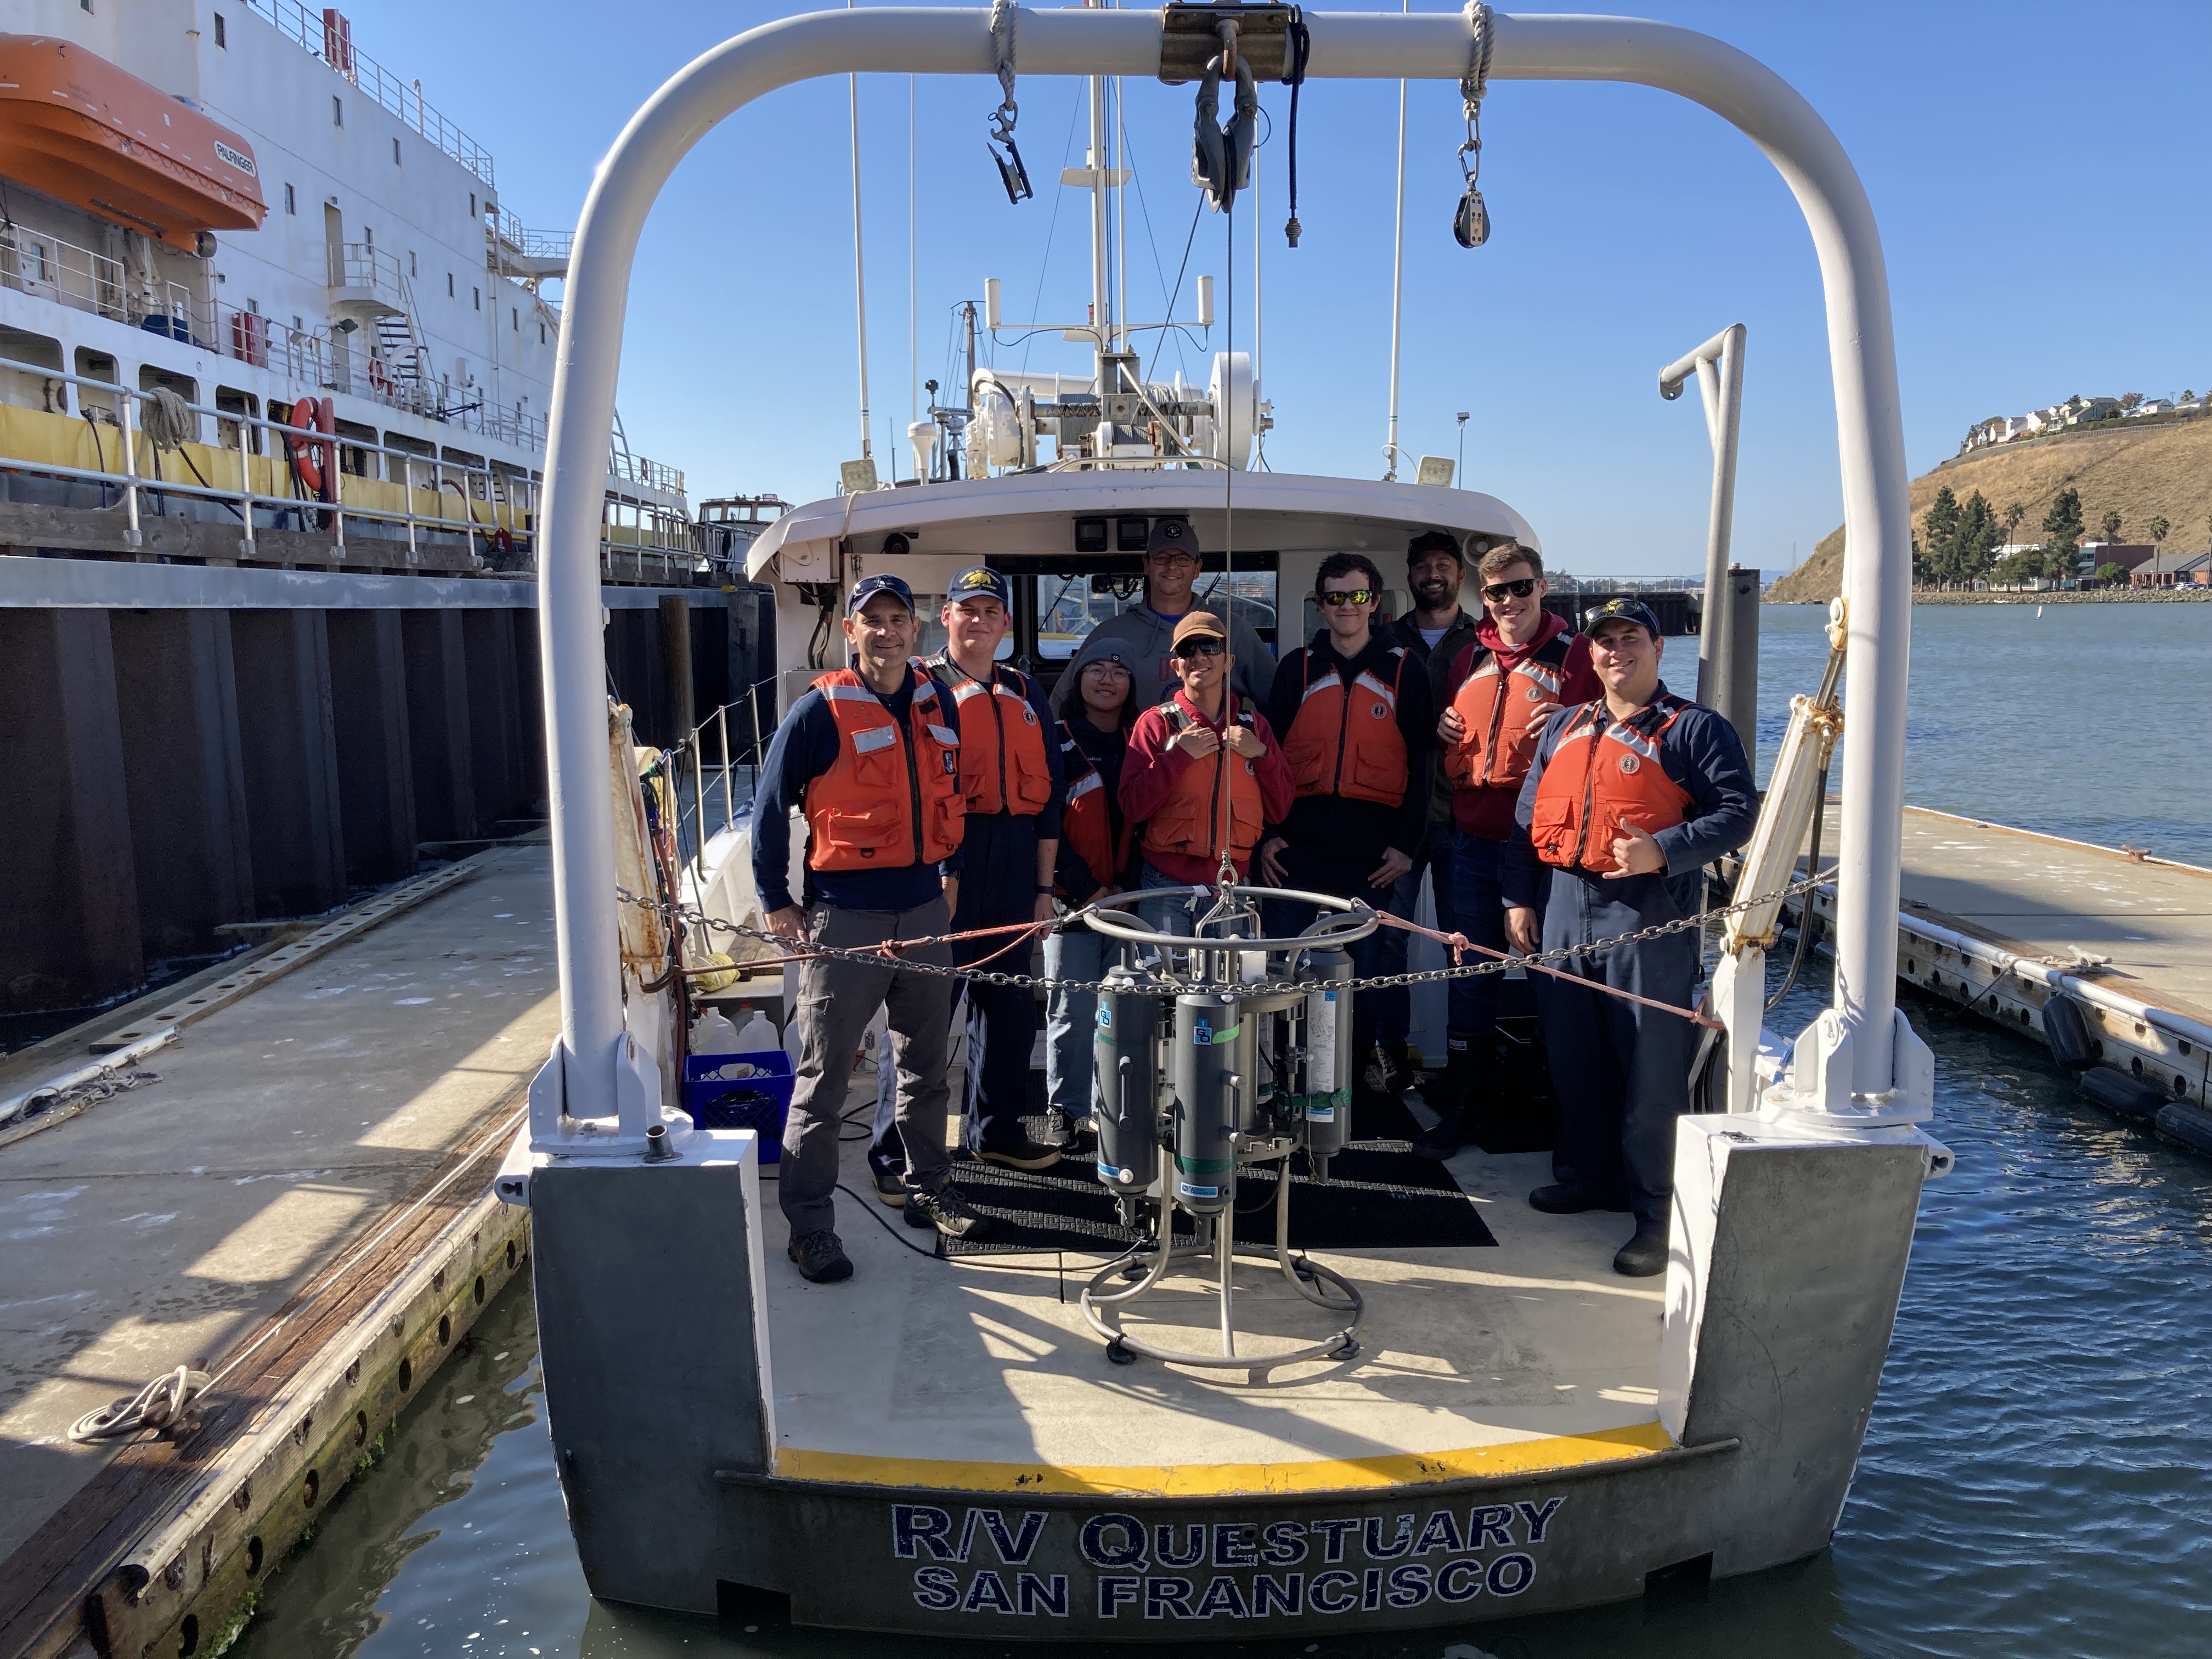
[[1766, 414, 2212, 602]]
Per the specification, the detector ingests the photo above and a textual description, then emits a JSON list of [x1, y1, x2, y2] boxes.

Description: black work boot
[[1528, 1183, 1632, 1215], [786, 1229, 854, 1283], [1613, 1219, 1671, 1277], [1410, 1037, 1482, 1159]]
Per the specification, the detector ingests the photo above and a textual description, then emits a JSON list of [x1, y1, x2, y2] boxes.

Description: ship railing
[[610, 450, 685, 495], [492, 205, 574, 263], [660, 678, 782, 893], [237, 0, 497, 188], [0, 352, 533, 566], [0, 353, 705, 581], [1, 224, 132, 324], [328, 242, 407, 301]]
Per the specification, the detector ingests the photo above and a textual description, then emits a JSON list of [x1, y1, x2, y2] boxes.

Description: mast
[[1088, 63, 1110, 394]]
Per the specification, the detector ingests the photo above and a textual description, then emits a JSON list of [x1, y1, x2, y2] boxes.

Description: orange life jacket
[[930, 655, 1054, 817], [1529, 695, 1694, 873], [1444, 634, 1572, 794], [1280, 643, 1410, 806], [803, 667, 964, 872], [1138, 695, 1266, 865], [1056, 720, 1130, 896]]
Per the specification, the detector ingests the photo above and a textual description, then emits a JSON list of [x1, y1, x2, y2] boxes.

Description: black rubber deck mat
[[939, 1119, 1497, 1257]]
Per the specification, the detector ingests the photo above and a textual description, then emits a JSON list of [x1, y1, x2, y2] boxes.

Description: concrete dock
[[0, 845, 557, 1659]]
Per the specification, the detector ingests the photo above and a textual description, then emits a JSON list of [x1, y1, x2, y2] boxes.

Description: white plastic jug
[[733, 1007, 779, 1055], [690, 1008, 741, 1057]]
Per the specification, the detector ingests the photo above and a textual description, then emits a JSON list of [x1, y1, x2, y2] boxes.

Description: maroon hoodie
[[1443, 611, 1604, 841]]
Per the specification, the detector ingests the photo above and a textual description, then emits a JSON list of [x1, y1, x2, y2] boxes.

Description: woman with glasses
[[1255, 552, 1436, 1114], [1042, 641, 1142, 1138]]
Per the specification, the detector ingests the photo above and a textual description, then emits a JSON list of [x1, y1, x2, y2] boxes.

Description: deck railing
[[238, 0, 496, 187], [0, 352, 706, 581]]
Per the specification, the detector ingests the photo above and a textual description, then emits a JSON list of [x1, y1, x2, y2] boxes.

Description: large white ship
[[0, 0, 692, 576]]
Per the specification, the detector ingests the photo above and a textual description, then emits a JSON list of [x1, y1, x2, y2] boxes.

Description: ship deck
[[763, 1094, 1672, 1492]]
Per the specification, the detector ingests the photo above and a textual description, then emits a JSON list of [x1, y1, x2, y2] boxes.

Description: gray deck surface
[[0, 847, 558, 1562]]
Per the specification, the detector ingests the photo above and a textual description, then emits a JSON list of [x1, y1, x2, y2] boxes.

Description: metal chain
[[615, 872, 1827, 1001]]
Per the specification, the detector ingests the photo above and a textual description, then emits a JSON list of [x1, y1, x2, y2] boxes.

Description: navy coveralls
[[1503, 685, 1754, 1224]]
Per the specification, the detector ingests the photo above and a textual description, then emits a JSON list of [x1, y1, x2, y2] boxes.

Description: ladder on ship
[[372, 279, 432, 404]]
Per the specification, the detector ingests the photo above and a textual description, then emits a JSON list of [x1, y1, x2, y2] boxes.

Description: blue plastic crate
[[681, 1049, 794, 1160]]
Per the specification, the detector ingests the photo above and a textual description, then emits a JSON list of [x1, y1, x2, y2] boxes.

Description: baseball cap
[[1582, 597, 1663, 640], [945, 565, 1011, 607], [1146, 517, 1201, 559], [847, 572, 915, 614], [1170, 610, 1228, 652], [1406, 527, 1463, 563]]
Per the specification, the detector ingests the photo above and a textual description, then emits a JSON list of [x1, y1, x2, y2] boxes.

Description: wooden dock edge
[[0, 1187, 532, 1659], [1794, 887, 2211, 1114]]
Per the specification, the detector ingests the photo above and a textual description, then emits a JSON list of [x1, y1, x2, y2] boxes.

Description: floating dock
[[1796, 806, 2211, 1129], [0, 846, 554, 1659]]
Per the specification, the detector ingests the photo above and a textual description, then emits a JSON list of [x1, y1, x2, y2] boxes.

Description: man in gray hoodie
[[1051, 517, 1275, 715]]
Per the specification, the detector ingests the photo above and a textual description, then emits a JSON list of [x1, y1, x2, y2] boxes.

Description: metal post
[[238, 409, 257, 560], [405, 458, 417, 564], [1723, 563, 1760, 776], [536, 5, 1914, 1120], [1658, 321, 1746, 711], [119, 392, 142, 548], [331, 438, 345, 558]]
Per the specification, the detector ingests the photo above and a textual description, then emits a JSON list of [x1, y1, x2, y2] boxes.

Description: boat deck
[[764, 1092, 1671, 1492]]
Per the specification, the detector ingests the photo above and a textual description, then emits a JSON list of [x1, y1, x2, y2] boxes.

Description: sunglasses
[[1171, 637, 1226, 658], [1482, 577, 1539, 601], [1318, 588, 1375, 607]]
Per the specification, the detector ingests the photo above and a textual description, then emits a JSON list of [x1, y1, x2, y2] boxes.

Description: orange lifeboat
[[0, 35, 266, 254]]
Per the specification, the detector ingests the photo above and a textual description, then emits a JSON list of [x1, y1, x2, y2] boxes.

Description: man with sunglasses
[[1503, 598, 1754, 1278], [1415, 543, 1603, 1158], [1369, 528, 1484, 1097], [1063, 517, 1276, 715], [1257, 553, 1434, 1096]]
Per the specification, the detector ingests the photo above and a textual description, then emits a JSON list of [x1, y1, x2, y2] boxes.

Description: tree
[[1950, 491, 2002, 585], [2100, 508, 2124, 543], [2042, 488, 2085, 582], [2120, 392, 2145, 411], [1994, 547, 2044, 587], [2095, 562, 2128, 585], [2004, 500, 2028, 544], [1920, 486, 1961, 584]]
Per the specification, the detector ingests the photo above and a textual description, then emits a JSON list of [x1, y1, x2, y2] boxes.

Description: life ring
[[367, 355, 391, 394], [284, 397, 324, 496]]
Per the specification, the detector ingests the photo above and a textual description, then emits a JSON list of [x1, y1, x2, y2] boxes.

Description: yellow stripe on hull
[[774, 1421, 1675, 1497]]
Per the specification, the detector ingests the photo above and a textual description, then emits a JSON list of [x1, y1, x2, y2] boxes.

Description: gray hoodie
[[1048, 603, 1277, 716]]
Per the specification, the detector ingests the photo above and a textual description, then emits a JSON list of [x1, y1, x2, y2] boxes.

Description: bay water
[[235, 602, 2212, 1658]]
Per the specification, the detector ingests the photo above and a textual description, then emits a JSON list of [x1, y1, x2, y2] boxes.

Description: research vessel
[[492, 2, 1956, 1641]]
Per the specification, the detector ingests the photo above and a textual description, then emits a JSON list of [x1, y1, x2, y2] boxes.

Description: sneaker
[[786, 1229, 853, 1283], [1042, 1105, 1075, 1144], [869, 1163, 906, 1207], [974, 1138, 1062, 1172], [1410, 1102, 1475, 1160], [905, 1182, 991, 1240], [1613, 1220, 1671, 1278], [1527, 1182, 1631, 1216], [1363, 1042, 1413, 1097]]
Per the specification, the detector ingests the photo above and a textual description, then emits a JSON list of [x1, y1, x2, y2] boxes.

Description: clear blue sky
[[363, 1, 2211, 578]]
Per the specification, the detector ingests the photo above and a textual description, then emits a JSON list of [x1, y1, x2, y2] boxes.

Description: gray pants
[[779, 896, 955, 1237]]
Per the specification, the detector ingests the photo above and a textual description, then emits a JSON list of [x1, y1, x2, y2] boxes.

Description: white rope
[[1462, 0, 1494, 118], [989, 0, 1019, 138], [70, 1365, 210, 1443]]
